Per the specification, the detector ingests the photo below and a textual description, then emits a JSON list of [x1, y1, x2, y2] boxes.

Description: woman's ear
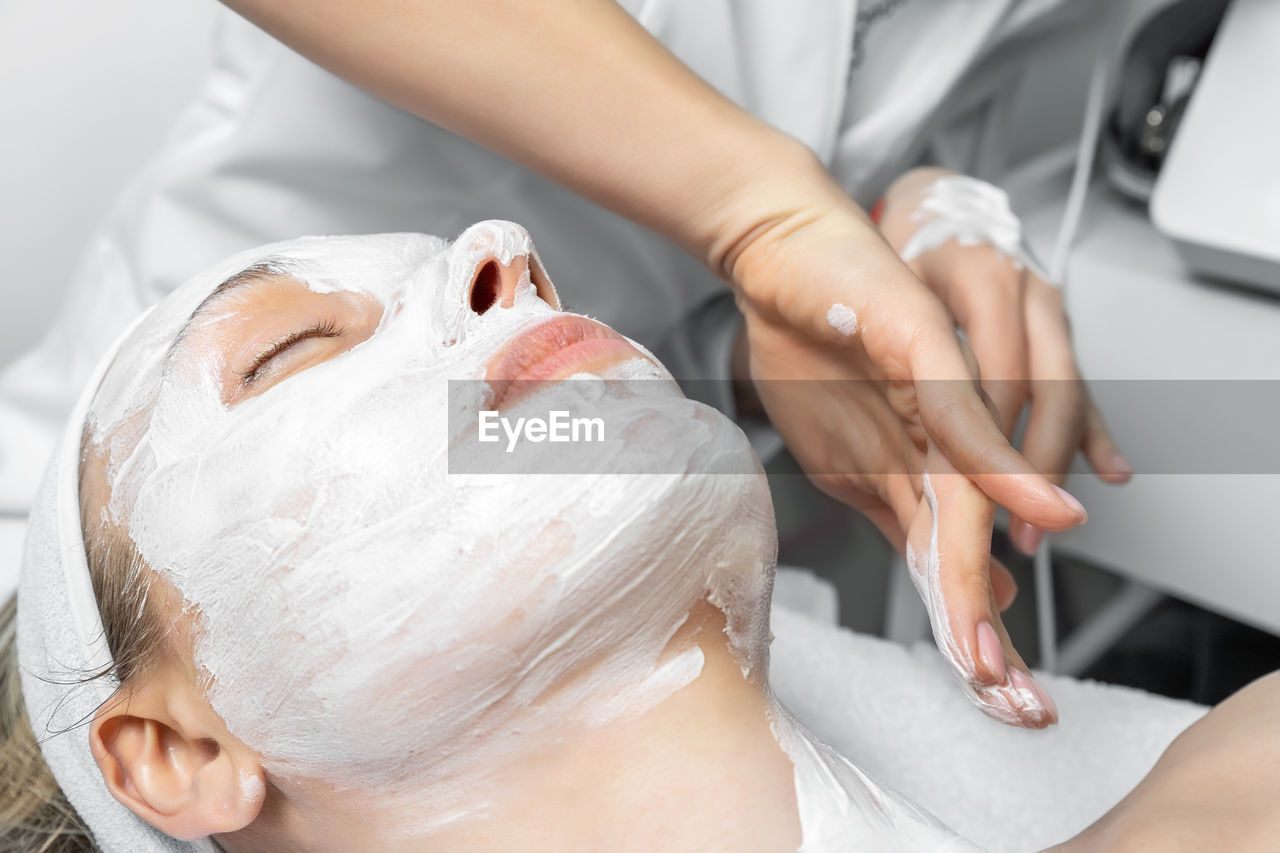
[[89, 662, 266, 841]]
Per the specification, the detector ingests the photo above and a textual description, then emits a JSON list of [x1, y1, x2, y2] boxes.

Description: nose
[[468, 255, 524, 314], [467, 253, 560, 315]]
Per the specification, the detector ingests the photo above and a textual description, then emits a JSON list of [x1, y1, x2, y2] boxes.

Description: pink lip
[[485, 315, 646, 409]]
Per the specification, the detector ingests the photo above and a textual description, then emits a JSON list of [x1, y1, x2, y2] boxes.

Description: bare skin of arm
[[219, 0, 1090, 725], [220, 0, 796, 261], [1051, 670, 1280, 851]]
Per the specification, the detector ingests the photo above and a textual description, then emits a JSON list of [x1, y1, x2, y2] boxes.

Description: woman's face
[[88, 222, 775, 809]]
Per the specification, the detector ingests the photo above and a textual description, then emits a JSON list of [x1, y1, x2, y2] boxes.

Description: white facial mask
[[88, 222, 777, 822]]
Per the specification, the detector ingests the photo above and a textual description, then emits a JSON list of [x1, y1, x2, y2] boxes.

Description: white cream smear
[[87, 221, 976, 849], [826, 303, 860, 338], [899, 176, 1046, 279], [906, 474, 1046, 727]]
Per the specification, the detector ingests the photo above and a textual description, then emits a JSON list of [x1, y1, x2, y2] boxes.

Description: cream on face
[[88, 222, 777, 825]]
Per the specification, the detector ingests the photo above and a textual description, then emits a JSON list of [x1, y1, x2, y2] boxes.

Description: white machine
[[1152, 0, 1280, 290]]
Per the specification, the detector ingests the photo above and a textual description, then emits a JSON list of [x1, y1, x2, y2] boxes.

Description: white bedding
[[768, 581, 1205, 852]]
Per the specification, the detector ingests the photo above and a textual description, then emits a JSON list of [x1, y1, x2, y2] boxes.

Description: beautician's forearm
[[218, 0, 830, 272]]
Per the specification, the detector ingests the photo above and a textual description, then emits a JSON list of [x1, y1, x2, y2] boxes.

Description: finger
[[1021, 378, 1085, 482], [1007, 518, 1045, 558], [907, 447, 1057, 728], [1021, 276, 1086, 485], [990, 557, 1018, 612], [908, 322, 1087, 531], [1008, 276, 1098, 553], [946, 264, 1029, 437], [865, 475, 1021, 612], [905, 453, 999, 684], [1081, 394, 1133, 484], [987, 595, 1059, 729], [1011, 374, 1085, 555], [868, 476, 1019, 612]]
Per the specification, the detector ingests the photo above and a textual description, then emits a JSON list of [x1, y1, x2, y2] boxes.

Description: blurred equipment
[[1103, 0, 1227, 203], [1149, 0, 1280, 290]]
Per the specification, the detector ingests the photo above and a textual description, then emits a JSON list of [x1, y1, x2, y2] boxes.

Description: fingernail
[[1010, 522, 1044, 556], [1111, 451, 1134, 478], [1008, 666, 1039, 706], [1031, 678, 1059, 722], [1009, 668, 1057, 726], [1052, 485, 1087, 522], [975, 621, 1006, 683]]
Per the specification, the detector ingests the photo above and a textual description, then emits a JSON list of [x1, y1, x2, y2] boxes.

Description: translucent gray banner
[[446, 379, 1280, 475]]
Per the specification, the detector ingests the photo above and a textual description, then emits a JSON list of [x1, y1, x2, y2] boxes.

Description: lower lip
[[486, 318, 646, 409]]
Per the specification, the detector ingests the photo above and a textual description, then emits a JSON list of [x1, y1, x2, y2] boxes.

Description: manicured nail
[[1010, 522, 1044, 556], [1111, 451, 1134, 478], [1008, 668, 1040, 707], [1031, 678, 1059, 722], [975, 621, 1006, 683], [1009, 668, 1057, 726], [1052, 485, 1087, 521]]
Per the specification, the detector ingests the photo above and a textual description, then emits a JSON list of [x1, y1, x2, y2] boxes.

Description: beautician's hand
[[723, 161, 1086, 727], [876, 167, 1132, 554]]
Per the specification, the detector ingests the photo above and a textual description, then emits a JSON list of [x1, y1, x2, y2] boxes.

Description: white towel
[[768, 606, 1206, 852]]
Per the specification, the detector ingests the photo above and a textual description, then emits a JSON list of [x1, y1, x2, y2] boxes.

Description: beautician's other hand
[[876, 167, 1132, 555], [720, 155, 1087, 728]]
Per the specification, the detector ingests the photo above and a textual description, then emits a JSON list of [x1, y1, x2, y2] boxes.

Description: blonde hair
[[0, 435, 170, 852]]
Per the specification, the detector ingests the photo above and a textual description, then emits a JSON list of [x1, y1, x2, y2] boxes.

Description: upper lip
[[484, 315, 641, 409]]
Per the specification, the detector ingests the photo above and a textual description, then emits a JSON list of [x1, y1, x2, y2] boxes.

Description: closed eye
[[237, 318, 346, 387]]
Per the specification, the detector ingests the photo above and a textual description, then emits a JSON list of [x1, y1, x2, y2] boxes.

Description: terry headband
[[15, 306, 216, 852]]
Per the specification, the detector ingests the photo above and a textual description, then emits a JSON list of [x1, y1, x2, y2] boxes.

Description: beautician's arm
[[221, 0, 1085, 725]]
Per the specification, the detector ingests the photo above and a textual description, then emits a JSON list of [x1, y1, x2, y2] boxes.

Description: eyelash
[[238, 318, 345, 385]]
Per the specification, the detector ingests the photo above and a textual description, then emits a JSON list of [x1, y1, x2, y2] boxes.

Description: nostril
[[529, 256, 560, 310], [469, 261, 501, 315]]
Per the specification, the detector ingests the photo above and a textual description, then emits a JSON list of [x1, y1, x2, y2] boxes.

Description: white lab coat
[[0, 0, 1096, 514]]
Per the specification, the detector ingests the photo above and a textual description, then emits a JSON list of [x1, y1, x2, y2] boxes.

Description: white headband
[[16, 307, 217, 853]]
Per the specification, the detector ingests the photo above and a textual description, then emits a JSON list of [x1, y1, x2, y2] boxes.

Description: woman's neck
[[225, 600, 802, 853]]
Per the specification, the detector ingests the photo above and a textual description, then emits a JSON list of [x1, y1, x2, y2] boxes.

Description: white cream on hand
[[900, 175, 1038, 276]]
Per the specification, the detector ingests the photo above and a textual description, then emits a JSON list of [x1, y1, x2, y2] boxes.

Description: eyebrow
[[163, 260, 292, 367]]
